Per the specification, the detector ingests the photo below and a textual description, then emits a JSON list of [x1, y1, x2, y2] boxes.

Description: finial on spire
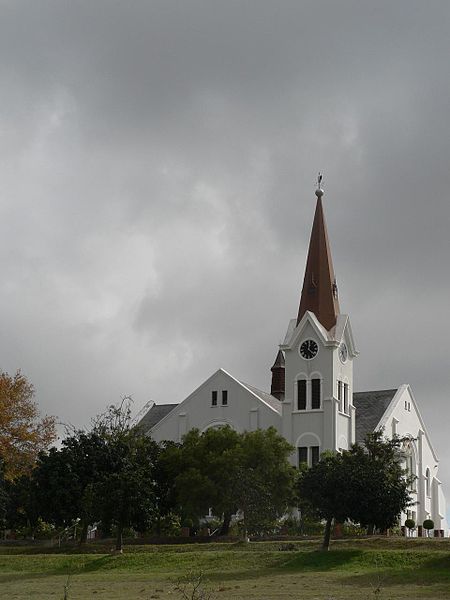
[[315, 172, 324, 198]]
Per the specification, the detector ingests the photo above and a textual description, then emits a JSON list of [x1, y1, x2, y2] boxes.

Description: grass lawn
[[1, 537, 450, 599]]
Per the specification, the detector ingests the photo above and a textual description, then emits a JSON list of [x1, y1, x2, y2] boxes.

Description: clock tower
[[279, 180, 358, 467]]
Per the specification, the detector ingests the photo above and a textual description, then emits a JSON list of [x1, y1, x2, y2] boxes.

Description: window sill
[[292, 409, 324, 413]]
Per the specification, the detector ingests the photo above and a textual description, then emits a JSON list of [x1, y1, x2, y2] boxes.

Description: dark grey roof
[[353, 389, 398, 444], [240, 382, 282, 414], [138, 403, 177, 432]]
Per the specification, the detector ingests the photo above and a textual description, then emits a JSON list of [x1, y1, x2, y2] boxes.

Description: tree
[[298, 451, 349, 550], [174, 427, 242, 532], [152, 440, 182, 535], [0, 460, 8, 530], [33, 398, 160, 550], [174, 426, 296, 538], [34, 431, 110, 543], [92, 400, 160, 551], [423, 519, 434, 538], [232, 428, 296, 538], [4, 473, 40, 537], [343, 431, 412, 534], [405, 518, 415, 537], [0, 371, 56, 479], [298, 432, 412, 550]]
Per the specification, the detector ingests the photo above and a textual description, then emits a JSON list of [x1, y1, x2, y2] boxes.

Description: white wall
[[150, 368, 281, 443], [379, 386, 448, 533]]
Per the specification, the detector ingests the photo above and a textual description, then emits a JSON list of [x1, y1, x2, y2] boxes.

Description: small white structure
[[140, 184, 448, 536]]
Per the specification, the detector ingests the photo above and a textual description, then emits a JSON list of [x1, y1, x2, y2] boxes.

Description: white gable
[[149, 368, 282, 443]]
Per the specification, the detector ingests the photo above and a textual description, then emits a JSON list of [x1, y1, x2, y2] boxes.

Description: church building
[[140, 182, 448, 536]]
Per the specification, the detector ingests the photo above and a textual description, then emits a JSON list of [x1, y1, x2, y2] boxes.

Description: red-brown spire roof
[[297, 189, 340, 331]]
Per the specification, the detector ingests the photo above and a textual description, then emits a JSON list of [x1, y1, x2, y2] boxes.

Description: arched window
[[297, 379, 307, 410], [295, 374, 322, 411], [402, 438, 417, 491], [425, 468, 431, 497], [296, 433, 321, 467]]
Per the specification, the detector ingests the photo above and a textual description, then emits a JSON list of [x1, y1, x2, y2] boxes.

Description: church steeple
[[297, 180, 340, 331]]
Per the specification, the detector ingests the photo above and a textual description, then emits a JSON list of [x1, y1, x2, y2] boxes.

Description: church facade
[[140, 185, 448, 536]]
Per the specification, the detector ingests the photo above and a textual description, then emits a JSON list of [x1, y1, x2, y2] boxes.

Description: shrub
[[404, 519, 415, 530], [423, 519, 434, 537]]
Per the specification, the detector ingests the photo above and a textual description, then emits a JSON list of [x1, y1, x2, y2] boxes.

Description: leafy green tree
[[34, 431, 110, 543], [92, 401, 160, 551], [298, 432, 412, 550], [3, 471, 42, 538], [174, 426, 296, 538], [233, 428, 296, 538], [423, 519, 434, 537], [174, 426, 242, 532], [343, 432, 412, 534], [298, 451, 349, 550], [34, 398, 161, 549], [152, 440, 182, 535]]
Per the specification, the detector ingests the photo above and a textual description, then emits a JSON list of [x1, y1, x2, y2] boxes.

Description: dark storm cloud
[[1, 1, 450, 489]]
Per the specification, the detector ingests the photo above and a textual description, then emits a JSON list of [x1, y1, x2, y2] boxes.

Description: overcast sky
[[1, 1, 450, 494]]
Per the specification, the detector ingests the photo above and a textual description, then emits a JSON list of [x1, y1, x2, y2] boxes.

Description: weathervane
[[315, 172, 324, 197]]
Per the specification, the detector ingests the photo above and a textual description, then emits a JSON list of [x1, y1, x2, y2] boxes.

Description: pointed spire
[[270, 350, 285, 401], [297, 181, 340, 331]]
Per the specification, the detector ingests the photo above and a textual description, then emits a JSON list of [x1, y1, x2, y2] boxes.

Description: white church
[[140, 183, 448, 537]]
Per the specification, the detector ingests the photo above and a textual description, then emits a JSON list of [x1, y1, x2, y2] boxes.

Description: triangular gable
[[375, 384, 439, 463], [150, 367, 281, 435], [333, 314, 359, 357], [281, 310, 332, 351]]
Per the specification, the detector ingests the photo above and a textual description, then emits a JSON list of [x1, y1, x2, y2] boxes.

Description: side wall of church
[[381, 386, 448, 533]]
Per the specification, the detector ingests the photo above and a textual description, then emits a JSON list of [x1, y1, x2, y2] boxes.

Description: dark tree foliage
[[298, 451, 349, 550], [298, 431, 412, 550], [31, 398, 160, 550], [34, 431, 110, 543], [174, 426, 296, 537], [0, 461, 8, 530], [4, 473, 40, 536], [343, 431, 412, 534], [233, 428, 296, 537], [174, 426, 242, 529], [92, 401, 160, 551], [152, 440, 182, 535]]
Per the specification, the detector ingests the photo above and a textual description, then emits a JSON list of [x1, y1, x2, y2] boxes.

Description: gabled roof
[[239, 382, 282, 414], [353, 389, 397, 444], [297, 191, 340, 331], [138, 368, 283, 434], [138, 403, 177, 432]]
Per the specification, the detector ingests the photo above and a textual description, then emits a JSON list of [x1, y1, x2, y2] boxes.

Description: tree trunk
[[219, 512, 232, 536], [322, 517, 333, 551], [115, 523, 124, 552], [78, 521, 89, 546]]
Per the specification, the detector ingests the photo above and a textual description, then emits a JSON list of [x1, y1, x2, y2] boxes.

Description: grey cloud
[[1, 0, 450, 493]]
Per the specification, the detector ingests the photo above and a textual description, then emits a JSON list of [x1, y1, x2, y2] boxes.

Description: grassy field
[[1, 537, 450, 599]]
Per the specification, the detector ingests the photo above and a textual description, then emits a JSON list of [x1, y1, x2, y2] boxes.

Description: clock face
[[339, 342, 348, 364], [300, 339, 318, 360]]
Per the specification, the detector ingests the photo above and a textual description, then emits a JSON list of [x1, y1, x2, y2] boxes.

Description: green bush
[[341, 522, 367, 537], [404, 519, 415, 530], [423, 519, 434, 530]]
